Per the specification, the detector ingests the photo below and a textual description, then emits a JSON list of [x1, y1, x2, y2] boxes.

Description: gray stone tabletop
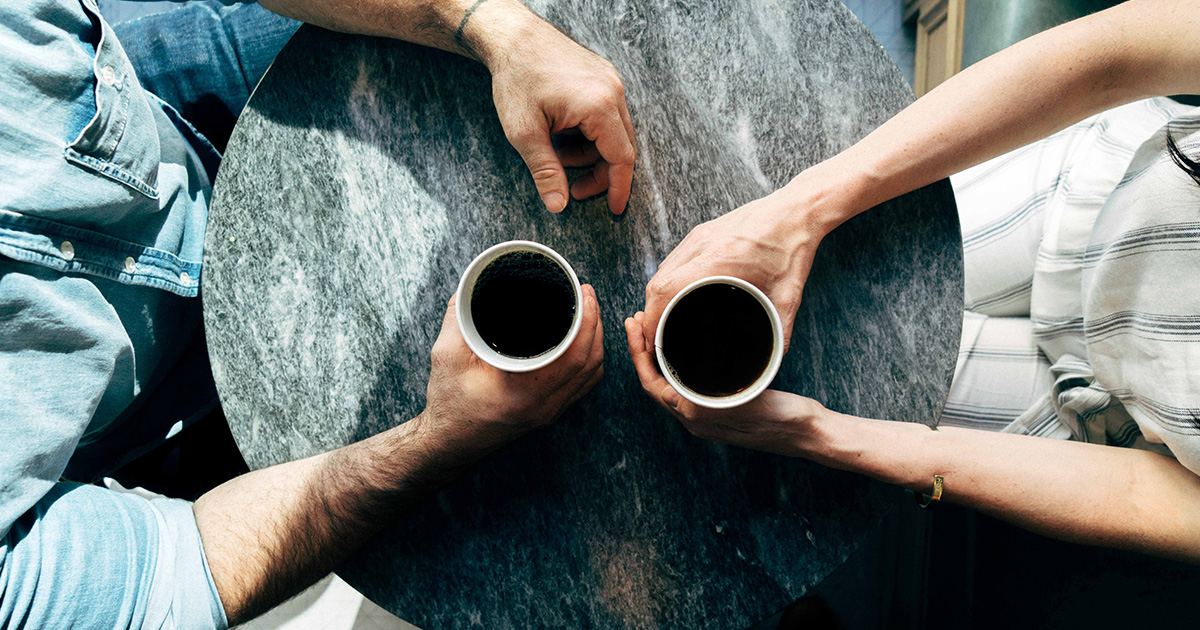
[[203, 0, 962, 628]]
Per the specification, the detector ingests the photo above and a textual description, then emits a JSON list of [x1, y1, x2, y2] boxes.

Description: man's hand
[[425, 283, 605, 446], [478, 6, 636, 215], [623, 310, 824, 456], [260, 0, 636, 214], [196, 287, 603, 624], [640, 190, 833, 353]]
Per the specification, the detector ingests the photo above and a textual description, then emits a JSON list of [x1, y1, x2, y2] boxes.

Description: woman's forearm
[[777, 0, 1200, 233], [804, 412, 1200, 563]]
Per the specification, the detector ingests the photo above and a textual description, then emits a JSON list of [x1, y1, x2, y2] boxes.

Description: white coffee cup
[[654, 276, 784, 409], [455, 240, 583, 373]]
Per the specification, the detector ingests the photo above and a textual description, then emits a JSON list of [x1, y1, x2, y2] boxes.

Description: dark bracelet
[[455, 0, 492, 48]]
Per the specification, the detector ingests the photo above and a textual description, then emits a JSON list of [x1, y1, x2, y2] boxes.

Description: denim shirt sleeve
[[0, 257, 219, 629], [0, 483, 228, 630]]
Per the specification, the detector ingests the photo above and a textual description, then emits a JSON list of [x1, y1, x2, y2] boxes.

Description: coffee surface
[[471, 251, 576, 358], [661, 283, 774, 397]]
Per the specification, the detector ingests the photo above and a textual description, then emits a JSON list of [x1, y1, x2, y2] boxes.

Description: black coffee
[[660, 283, 773, 397], [471, 250, 576, 358]]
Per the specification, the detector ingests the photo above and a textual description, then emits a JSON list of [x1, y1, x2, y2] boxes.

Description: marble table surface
[[204, 0, 963, 627]]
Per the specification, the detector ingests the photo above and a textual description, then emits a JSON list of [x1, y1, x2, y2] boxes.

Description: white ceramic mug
[[654, 276, 784, 409], [455, 240, 583, 373]]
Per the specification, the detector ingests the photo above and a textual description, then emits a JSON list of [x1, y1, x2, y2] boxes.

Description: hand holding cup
[[424, 241, 604, 445]]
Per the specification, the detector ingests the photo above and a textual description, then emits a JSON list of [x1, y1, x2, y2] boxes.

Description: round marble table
[[204, 1, 963, 627]]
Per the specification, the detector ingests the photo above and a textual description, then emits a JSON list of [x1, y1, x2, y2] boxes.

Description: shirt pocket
[[65, 0, 161, 200]]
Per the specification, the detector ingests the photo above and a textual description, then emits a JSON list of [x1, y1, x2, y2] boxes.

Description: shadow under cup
[[654, 276, 784, 409], [456, 241, 583, 373]]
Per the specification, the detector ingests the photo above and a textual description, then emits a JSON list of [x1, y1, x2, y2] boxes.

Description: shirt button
[[179, 271, 191, 285], [100, 65, 117, 87], [60, 241, 75, 261], [124, 257, 137, 273]]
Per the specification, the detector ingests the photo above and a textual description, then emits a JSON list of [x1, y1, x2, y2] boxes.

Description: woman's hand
[[640, 188, 836, 353], [624, 310, 825, 457], [425, 284, 605, 447]]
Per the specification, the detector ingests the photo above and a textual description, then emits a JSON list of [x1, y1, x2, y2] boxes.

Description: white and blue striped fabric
[[943, 97, 1200, 474]]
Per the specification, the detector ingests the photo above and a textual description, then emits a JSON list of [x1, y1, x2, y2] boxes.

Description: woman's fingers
[[625, 312, 682, 412]]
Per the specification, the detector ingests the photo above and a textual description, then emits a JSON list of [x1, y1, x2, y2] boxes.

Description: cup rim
[[455, 240, 583, 373], [653, 275, 784, 409]]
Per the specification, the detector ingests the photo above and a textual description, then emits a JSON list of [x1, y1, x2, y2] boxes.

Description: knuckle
[[429, 341, 450, 362], [682, 225, 710, 247], [528, 163, 562, 184], [571, 350, 590, 371], [646, 276, 673, 299], [710, 239, 746, 261], [612, 139, 635, 164], [588, 84, 618, 109], [505, 124, 539, 147], [611, 73, 626, 94], [798, 397, 827, 419]]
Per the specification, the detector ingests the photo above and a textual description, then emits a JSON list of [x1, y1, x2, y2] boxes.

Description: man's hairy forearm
[[193, 410, 512, 625], [257, 0, 538, 69]]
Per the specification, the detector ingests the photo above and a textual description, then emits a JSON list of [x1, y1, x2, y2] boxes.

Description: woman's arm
[[640, 0, 1200, 346], [812, 413, 1200, 563], [791, 0, 1200, 226], [624, 314, 1200, 563]]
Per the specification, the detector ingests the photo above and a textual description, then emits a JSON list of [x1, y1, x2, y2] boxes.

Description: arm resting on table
[[781, 0, 1200, 232], [193, 409, 509, 625], [805, 412, 1200, 564], [197, 286, 606, 625], [250, 0, 638, 214], [255, 0, 529, 67], [625, 322, 1200, 564]]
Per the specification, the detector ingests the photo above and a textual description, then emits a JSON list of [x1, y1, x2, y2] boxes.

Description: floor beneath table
[[841, 0, 916, 87]]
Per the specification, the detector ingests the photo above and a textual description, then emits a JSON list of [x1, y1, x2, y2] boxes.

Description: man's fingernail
[[544, 192, 566, 213], [662, 387, 681, 409]]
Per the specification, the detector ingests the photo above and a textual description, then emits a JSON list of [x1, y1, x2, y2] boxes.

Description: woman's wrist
[[772, 158, 873, 242], [796, 407, 944, 493]]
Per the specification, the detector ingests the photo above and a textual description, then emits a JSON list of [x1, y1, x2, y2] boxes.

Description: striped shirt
[[945, 97, 1200, 474]]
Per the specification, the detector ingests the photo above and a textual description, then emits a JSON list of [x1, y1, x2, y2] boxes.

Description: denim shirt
[[0, 0, 215, 297], [1, 1, 227, 628]]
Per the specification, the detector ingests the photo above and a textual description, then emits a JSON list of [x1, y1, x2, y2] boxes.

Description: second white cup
[[654, 276, 784, 409]]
